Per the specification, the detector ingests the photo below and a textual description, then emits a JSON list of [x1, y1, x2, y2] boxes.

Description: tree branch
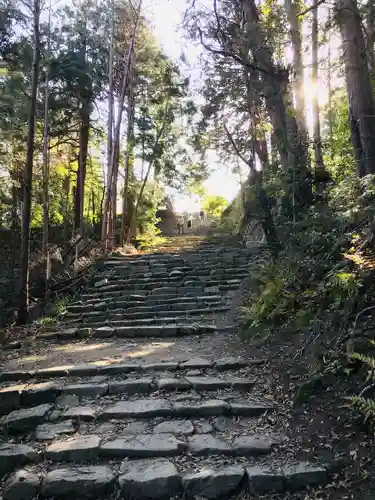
[[197, 27, 269, 75], [223, 123, 255, 170], [298, 0, 327, 16]]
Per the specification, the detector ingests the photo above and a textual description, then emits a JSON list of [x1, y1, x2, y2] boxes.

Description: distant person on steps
[[199, 210, 205, 227], [177, 216, 185, 234]]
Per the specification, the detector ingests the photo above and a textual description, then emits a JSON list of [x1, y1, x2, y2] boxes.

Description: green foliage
[[203, 195, 229, 219], [347, 396, 375, 425], [45, 295, 72, 318], [322, 91, 354, 183]]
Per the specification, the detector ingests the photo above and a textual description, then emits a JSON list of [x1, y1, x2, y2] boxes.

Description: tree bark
[[367, 0, 375, 73], [18, 0, 41, 324], [285, 0, 306, 133], [101, 0, 142, 246], [120, 78, 135, 246], [105, 2, 114, 250], [336, 0, 375, 176], [74, 97, 90, 233], [311, 0, 326, 178], [240, 0, 312, 211]]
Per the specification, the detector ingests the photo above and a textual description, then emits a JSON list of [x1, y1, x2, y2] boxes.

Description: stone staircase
[[0, 235, 334, 499], [51, 235, 250, 340]]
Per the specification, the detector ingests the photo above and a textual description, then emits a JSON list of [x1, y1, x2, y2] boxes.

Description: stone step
[[79, 288, 225, 300], [93, 324, 217, 338], [1, 393, 270, 431], [84, 279, 241, 294], [81, 286, 239, 301], [64, 311, 227, 328], [66, 296, 226, 317], [1, 460, 331, 499], [95, 269, 249, 281], [65, 305, 228, 322], [0, 356, 261, 383], [0, 431, 277, 462], [75, 294, 225, 307], [39, 324, 218, 340], [99, 264, 248, 275], [100, 398, 271, 421]]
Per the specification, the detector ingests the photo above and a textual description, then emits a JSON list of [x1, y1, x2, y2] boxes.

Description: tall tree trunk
[[336, 0, 375, 176], [18, 0, 41, 325], [367, 0, 375, 73], [105, 2, 114, 250], [327, 8, 333, 151], [101, 0, 142, 246], [120, 79, 135, 246], [240, 0, 312, 213], [74, 21, 91, 235], [75, 97, 90, 233], [311, 0, 326, 177], [285, 0, 306, 133], [42, 0, 51, 303]]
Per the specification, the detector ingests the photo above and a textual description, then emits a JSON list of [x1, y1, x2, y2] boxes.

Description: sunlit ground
[[1, 339, 185, 371]]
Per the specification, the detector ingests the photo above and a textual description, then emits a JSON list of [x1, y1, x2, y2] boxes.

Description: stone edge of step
[[1, 459, 336, 500], [0, 356, 265, 383]]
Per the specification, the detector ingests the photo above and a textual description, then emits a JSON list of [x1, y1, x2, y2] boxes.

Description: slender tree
[[18, 0, 41, 324], [311, 0, 325, 176], [336, 0, 375, 176]]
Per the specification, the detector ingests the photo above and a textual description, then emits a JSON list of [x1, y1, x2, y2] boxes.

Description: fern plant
[[348, 348, 375, 427], [347, 396, 375, 424]]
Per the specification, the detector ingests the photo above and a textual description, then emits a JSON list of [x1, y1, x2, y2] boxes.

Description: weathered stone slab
[[153, 420, 194, 436], [188, 434, 231, 455], [182, 358, 212, 369], [121, 421, 150, 434], [155, 378, 191, 391], [182, 467, 244, 499], [246, 466, 285, 493], [230, 402, 272, 416], [283, 462, 328, 490], [41, 466, 115, 498], [185, 369, 201, 377], [100, 433, 186, 458], [108, 378, 152, 395], [56, 393, 80, 408], [185, 377, 230, 391], [36, 420, 76, 440], [0, 370, 32, 383], [62, 406, 97, 421], [0, 444, 39, 477], [231, 435, 273, 456], [101, 399, 172, 419], [37, 366, 70, 378], [63, 383, 108, 398], [150, 287, 178, 295], [94, 278, 108, 288], [94, 326, 115, 338], [22, 381, 61, 406], [118, 459, 181, 499], [141, 362, 179, 371], [45, 435, 100, 462], [0, 386, 21, 414], [194, 420, 214, 434], [5, 403, 52, 432], [3, 469, 41, 500], [99, 363, 141, 374], [173, 399, 230, 418], [67, 365, 99, 377]]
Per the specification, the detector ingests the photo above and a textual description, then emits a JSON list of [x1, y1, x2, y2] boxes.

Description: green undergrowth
[[237, 175, 375, 426]]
